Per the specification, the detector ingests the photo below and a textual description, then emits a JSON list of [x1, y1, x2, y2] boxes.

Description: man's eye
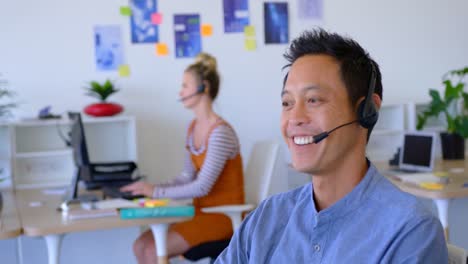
[[308, 98, 319, 104], [282, 101, 290, 107]]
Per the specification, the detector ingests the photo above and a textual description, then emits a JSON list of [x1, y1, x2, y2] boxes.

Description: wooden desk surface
[[375, 159, 468, 199], [16, 189, 190, 237], [0, 190, 22, 239]]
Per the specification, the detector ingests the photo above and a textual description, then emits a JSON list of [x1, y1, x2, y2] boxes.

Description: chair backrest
[[448, 243, 467, 264], [244, 141, 283, 205]]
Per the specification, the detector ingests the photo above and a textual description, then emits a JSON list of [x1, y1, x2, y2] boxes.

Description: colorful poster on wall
[[94, 25, 125, 71], [223, 0, 250, 33], [264, 2, 289, 44], [174, 14, 202, 58], [130, 0, 159, 43], [298, 0, 323, 20]]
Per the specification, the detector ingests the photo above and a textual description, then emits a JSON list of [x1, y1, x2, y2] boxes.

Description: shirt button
[[314, 244, 321, 252]]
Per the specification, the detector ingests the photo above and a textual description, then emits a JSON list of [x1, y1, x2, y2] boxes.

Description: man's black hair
[[283, 28, 383, 138]]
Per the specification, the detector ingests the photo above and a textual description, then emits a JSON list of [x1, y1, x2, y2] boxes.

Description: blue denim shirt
[[216, 164, 448, 263]]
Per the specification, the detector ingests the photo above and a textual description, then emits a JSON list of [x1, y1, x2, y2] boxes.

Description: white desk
[[0, 191, 22, 240], [377, 159, 468, 241], [15, 189, 191, 264]]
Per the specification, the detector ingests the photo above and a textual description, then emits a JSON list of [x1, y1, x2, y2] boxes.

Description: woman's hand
[[120, 181, 155, 198]]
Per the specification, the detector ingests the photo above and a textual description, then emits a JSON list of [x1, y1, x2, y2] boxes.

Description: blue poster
[[264, 2, 289, 44], [174, 14, 202, 58], [298, 0, 323, 20], [94, 25, 124, 71], [130, 0, 159, 43], [223, 0, 250, 33]]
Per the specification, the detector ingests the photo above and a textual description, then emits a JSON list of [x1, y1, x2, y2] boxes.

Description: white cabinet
[[367, 101, 454, 161], [367, 103, 406, 161], [0, 115, 137, 189], [406, 101, 446, 132]]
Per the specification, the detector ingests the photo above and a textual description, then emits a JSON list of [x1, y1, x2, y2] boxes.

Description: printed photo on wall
[[130, 0, 159, 43], [298, 0, 323, 20], [94, 25, 125, 71], [223, 0, 250, 33], [174, 14, 202, 58], [264, 2, 289, 44]]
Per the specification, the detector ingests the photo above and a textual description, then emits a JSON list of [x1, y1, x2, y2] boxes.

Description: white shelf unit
[[367, 103, 406, 161], [406, 102, 452, 158], [5, 115, 137, 189], [406, 101, 446, 132]]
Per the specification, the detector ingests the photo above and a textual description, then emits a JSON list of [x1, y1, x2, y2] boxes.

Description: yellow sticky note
[[434, 171, 449, 177], [201, 24, 213, 37], [120, 6, 132, 16], [156, 43, 169, 56], [144, 199, 170, 207], [118, 65, 131, 77], [245, 39, 256, 51], [419, 182, 444, 190], [244, 25, 255, 37]]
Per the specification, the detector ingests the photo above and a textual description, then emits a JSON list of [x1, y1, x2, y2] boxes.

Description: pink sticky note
[[151, 13, 163, 25]]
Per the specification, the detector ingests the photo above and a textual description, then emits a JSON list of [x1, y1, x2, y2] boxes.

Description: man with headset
[[216, 29, 447, 263]]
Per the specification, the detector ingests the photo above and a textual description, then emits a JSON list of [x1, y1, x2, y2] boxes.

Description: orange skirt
[[170, 211, 233, 247]]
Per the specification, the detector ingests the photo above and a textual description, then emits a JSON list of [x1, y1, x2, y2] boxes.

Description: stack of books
[[66, 198, 194, 220], [119, 199, 194, 219]]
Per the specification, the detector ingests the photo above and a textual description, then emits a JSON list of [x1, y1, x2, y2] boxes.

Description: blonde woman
[[121, 53, 245, 264]]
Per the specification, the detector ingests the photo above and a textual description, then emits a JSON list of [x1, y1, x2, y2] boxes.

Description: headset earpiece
[[197, 84, 205, 94], [357, 99, 378, 129], [357, 62, 379, 129]]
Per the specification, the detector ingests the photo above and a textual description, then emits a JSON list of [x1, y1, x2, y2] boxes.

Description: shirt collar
[[309, 162, 382, 226]]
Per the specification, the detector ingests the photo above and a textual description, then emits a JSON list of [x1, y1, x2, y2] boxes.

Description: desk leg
[[150, 224, 169, 264], [44, 234, 64, 264], [434, 199, 450, 242], [17, 237, 23, 264]]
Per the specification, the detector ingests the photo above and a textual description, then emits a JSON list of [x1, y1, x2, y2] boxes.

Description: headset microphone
[[312, 120, 359, 144], [178, 84, 205, 102]]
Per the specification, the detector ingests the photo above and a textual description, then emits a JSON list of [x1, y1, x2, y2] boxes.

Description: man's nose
[[289, 103, 308, 126]]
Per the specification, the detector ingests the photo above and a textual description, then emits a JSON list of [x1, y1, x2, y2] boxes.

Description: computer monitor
[[67, 112, 92, 199], [399, 131, 436, 172], [65, 112, 140, 201]]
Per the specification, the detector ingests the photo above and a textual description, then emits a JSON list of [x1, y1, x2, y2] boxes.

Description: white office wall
[[1, 0, 468, 261], [1, 0, 467, 182]]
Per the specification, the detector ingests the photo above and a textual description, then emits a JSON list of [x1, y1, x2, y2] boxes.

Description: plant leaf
[[443, 80, 463, 105], [446, 114, 455, 133], [84, 79, 119, 102], [463, 92, 468, 110], [416, 114, 427, 130], [448, 67, 468, 77], [453, 116, 468, 138], [427, 89, 446, 115]]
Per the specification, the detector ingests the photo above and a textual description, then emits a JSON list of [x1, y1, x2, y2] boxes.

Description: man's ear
[[354, 94, 382, 112], [372, 93, 382, 110], [354, 97, 365, 112]]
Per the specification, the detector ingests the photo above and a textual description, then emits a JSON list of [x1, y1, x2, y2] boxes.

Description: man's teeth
[[293, 136, 314, 145]]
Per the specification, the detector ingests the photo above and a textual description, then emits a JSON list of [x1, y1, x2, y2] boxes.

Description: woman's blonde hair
[[185, 53, 220, 100]]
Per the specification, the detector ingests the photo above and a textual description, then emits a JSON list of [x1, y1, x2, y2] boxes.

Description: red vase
[[84, 102, 123, 117]]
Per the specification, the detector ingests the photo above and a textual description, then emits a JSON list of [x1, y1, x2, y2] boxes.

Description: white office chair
[[180, 141, 283, 263], [201, 140, 282, 229], [448, 243, 467, 264]]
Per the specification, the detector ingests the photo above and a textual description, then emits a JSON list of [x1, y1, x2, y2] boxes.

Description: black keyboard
[[102, 186, 145, 200]]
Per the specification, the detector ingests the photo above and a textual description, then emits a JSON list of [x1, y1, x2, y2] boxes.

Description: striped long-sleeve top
[[153, 124, 240, 199]]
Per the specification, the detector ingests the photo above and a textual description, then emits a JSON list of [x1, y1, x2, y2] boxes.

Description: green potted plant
[[417, 66, 468, 160], [84, 79, 123, 117]]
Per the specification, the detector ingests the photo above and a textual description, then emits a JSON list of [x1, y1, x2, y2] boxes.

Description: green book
[[119, 206, 195, 219]]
